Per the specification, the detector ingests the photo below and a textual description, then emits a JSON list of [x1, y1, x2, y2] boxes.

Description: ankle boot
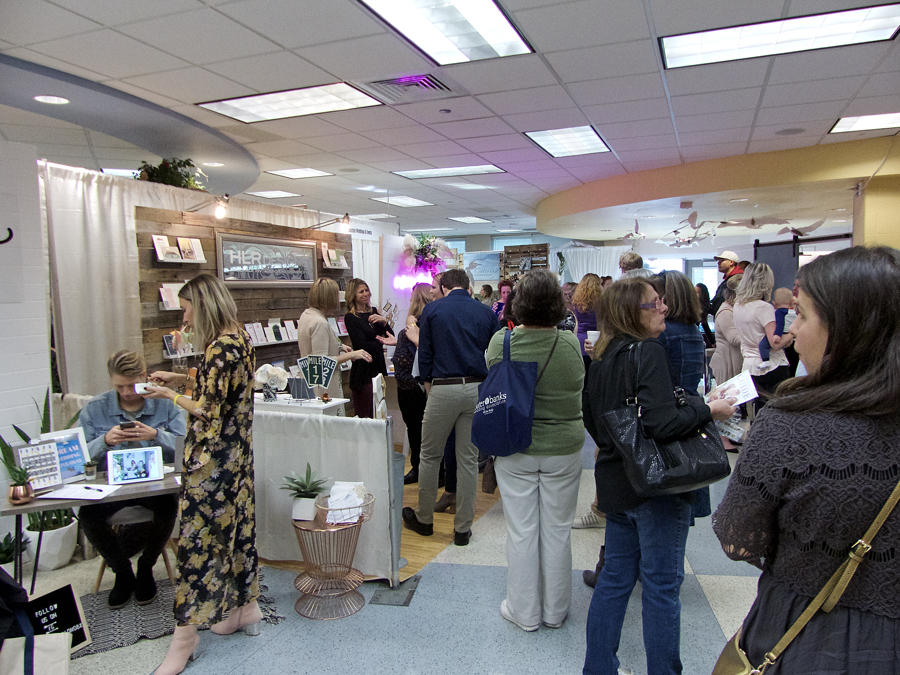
[[151, 625, 199, 675], [211, 600, 263, 636], [108, 564, 135, 609], [582, 546, 606, 588], [135, 560, 158, 606], [434, 491, 456, 513]]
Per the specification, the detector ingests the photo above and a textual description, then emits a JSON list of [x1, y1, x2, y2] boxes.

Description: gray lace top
[[713, 406, 900, 619]]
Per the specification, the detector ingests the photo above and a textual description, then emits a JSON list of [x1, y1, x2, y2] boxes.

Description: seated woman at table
[[297, 278, 372, 413], [344, 277, 394, 418], [77, 350, 185, 610]]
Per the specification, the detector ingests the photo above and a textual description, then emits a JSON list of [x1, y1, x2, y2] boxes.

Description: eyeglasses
[[639, 298, 664, 310]]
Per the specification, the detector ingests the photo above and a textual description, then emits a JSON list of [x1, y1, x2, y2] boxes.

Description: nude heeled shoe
[[151, 626, 200, 675], [210, 600, 262, 636]]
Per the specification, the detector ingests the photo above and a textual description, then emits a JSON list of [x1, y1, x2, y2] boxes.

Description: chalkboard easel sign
[[24, 584, 91, 654]]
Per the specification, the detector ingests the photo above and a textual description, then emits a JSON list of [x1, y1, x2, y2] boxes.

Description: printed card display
[[297, 355, 337, 388], [705, 371, 757, 407], [159, 283, 182, 310], [176, 237, 206, 262], [152, 235, 182, 261], [13, 442, 63, 491], [335, 316, 347, 336], [263, 326, 277, 343], [283, 320, 298, 340]]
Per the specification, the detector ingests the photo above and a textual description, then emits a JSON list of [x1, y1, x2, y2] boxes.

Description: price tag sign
[[296, 355, 337, 388]]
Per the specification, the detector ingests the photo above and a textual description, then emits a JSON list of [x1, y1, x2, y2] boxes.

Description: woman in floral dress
[[147, 273, 260, 675]]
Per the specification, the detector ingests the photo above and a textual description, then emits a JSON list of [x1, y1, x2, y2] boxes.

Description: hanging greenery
[[136, 157, 206, 190]]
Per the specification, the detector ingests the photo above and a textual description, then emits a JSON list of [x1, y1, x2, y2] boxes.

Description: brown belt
[[431, 376, 486, 385]]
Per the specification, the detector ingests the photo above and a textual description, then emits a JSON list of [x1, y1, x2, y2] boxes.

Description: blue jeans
[[583, 495, 691, 675]]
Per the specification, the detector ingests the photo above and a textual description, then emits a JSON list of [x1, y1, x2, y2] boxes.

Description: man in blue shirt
[[403, 269, 498, 546], [78, 350, 185, 609]]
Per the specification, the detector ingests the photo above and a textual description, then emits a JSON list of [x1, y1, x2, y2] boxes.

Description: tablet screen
[[106, 447, 164, 485]]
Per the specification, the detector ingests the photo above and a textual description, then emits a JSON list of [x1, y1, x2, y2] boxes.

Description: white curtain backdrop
[[351, 237, 381, 301], [562, 245, 630, 283]]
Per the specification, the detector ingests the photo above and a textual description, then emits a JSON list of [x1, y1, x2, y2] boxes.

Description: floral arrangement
[[137, 157, 206, 190], [254, 364, 289, 390], [402, 234, 452, 274]]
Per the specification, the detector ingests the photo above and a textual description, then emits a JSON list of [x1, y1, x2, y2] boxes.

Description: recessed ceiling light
[[445, 183, 497, 190], [449, 216, 492, 224], [393, 165, 504, 179], [265, 168, 334, 179], [102, 168, 138, 178], [371, 196, 434, 207], [525, 126, 610, 157], [34, 95, 69, 105], [203, 162, 225, 167], [830, 111, 900, 133], [496, 229, 523, 233], [358, 0, 531, 65], [356, 186, 389, 192], [729, 198, 750, 202], [355, 213, 396, 219], [661, 4, 900, 69], [245, 190, 300, 199], [198, 83, 381, 123], [775, 128, 806, 136]]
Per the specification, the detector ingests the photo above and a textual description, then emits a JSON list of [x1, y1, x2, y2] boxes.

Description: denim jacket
[[655, 321, 706, 394]]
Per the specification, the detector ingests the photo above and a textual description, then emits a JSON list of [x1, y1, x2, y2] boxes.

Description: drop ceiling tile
[[528, 177, 581, 192], [455, 134, 533, 153], [392, 97, 494, 125], [442, 54, 558, 95], [818, 128, 898, 144], [664, 60, 771, 96], [218, 0, 383, 50], [751, 121, 835, 140], [568, 74, 666, 106], [392, 140, 468, 158], [303, 133, 383, 153], [841, 94, 900, 116], [204, 51, 331, 92], [2, 125, 87, 145], [649, 0, 783, 36], [496, 159, 566, 173], [255, 158, 298, 171], [671, 88, 761, 116], [252, 116, 347, 140], [320, 106, 418, 133], [858, 71, 900, 98], [565, 165, 628, 182], [554, 153, 622, 168], [123, 67, 255, 104], [767, 42, 892, 85], [0, 47, 108, 81], [678, 128, 751, 146], [477, 85, 575, 116], [674, 110, 757, 133], [244, 139, 320, 157], [0, 1, 101, 45], [622, 157, 683, 172], [0, 104, 81, 128], [545, 40, 660, 83], [502, 108, 590, 132], [874, 42, 900, 73], [168, 104, 237, 128], [478, 147, 552, 164], [762, 76, 861, 108], [680, 143, 749, 162], [86, 131, 139, 149], [118, 9, 279, 65], [276, 152, 353, 167], [609, 133, 679, 152], [584, 98, 671, 125], [597, 117, 675, 139], [361, 126, 446, 146], [755, 100, 846, 126], [617, 148, 682, 163], [337, 147, 412, 163], [430, 117, 516, 139], [51, 0, 204, 25], [296, 34, 431, 82], [748, 137, 826, 153], [515, 0, 649, 52], [412, 153, 487, 168]]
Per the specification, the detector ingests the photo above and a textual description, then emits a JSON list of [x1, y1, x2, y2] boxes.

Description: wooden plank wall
[[135, 206, 353, 376]]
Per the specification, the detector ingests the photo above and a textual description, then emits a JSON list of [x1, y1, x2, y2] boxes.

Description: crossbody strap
[[536, 330, 560, 385], [757, 475, 900, 672]]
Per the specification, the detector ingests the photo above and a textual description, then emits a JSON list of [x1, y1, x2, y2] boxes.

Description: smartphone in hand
[[120, 421, 136, 430]]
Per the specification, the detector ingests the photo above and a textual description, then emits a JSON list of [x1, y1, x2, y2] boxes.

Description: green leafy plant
[[0, 532, 30, 564], [83, 459, 97, 468], [280, 463, 327, 499], [0, 434, 29, 487], [137, 157, 206, 190], [26, 509, 75, 533]]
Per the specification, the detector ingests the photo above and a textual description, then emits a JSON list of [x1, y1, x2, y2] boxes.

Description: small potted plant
[[281, 463, 327, 521], [83, 459, 98, 480], [0, 532, 30, 576], [1, 435, 32, 506], [25, 509, 78, 571]]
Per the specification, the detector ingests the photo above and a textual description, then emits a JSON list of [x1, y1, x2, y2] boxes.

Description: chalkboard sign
[[24, 584, 91, 653]]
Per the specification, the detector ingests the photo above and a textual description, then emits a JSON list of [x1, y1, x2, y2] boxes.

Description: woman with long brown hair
[[343, 277, 394, 418], [572, 273, 603, 370]]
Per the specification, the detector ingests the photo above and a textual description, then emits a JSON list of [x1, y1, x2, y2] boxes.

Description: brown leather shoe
[[434, 491, 456, 513], [583, 545, 606, 588]]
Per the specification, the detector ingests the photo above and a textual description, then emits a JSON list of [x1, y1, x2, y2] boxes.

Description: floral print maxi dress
[[174, 331, 259, 626]]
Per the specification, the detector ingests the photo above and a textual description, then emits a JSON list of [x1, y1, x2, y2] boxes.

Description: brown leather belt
[[431, 376, 486, 385]]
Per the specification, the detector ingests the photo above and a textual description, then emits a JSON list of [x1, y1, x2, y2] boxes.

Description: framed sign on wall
[[216, 232, 317, 288]]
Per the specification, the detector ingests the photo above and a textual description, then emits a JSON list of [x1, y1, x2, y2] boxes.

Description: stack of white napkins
[[326, 481, 367, 524]]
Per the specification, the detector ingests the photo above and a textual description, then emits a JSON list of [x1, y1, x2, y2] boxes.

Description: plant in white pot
[[26, 509, 78, 571], [0, 532, 30, 577], [281, 464, 327, 521]]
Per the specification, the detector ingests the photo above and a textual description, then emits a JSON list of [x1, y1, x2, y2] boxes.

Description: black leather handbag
[[599, 341, 730, 498]]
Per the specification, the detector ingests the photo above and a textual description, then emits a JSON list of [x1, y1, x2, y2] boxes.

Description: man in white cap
[[710, 250, 743, 315]]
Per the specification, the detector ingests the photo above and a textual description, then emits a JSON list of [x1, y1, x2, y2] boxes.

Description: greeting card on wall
[[152, 235, 182, 262], [177, 237, 206, 262]]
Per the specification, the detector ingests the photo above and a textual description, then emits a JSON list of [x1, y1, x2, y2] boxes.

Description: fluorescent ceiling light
[[355, 213, 396, 219], [661, 4, 900, 69], [198, 83, 381, 123], [404, 228, 454, 232], [729, 198, 749, 202], [371, 196, 434, 207], [449, 216, 491, 223], [525, 126, 610, 157], [265, 168, 334, 179], [356, 186, 389, 192], [496, 229, 522, 233], [445, 183, 497, 190], [245, 190, 300, 198], [102, 168, 138, 178], [830, 111, 900, 132], [358, 0, 531, 65], [203, 162, 225, 167], [34, 95, 69, 105], [394, 165, 504, 179]]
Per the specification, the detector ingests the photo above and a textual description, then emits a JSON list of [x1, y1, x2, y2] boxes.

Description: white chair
[[92, 506, 176, 594], [372, 374, 387, 420]]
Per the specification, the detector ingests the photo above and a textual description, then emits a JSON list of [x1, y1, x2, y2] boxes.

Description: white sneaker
[[572, 509, 605, 529], [500, 599, 539, 632], [618, 669, 633, 675]]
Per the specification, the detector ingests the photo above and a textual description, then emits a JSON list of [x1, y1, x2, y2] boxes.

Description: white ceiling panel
[[515, 0, 649, 51], [455, 134, 533, 153], [677, 127, 752, 146], [50, 0, 204, 26], [748, 137, 832, 153], [621, 157, 682, 172], [768, 42, 894, 85], [617, 148, 681, 163], [596, 117, 675, 139], [818, 128, 898, 144], [442, 55, 558, 95], [430, 117, 516, 139], [168, 104, 238, 128], [1, 125, 87, 144], [568, 73, 666, 106], [674, 110, 757, 133], [554, 153, 622, 168], [204, 52, 332, 92], [106, 81, 186, 109], [392, 140, 468, 157], [755, 101, 846, 126], [361, 126, 446, 146], [762, 76, 862, 108], [122, 67, 255, 104], [584, 98, 671, 124], [565, 164, 628, 182], [392, 97, 494, 125], [295, 34, 430, 82], [502, 108, 590, 132], [671, 88, 762, 116], [545, 40, 660, 83], [118, 9, 279, 65], [874, 42, 900, 73], [751, 121, 835, 140], [218, 0, 383, 50], [338, 147, 415, 163], [648, 0, 784, 36], [0, 47, 108, 81], [478, 147, 554, 164], [0, 1, 100, 45], [319, 106, 417, 133], [663, 59, 771, 96], [478, 85, 575, 115], [280, 152, 363, 167], [841, 94, 900, 116], [252, 116, 347, 140], [680, 143, 749, 161], [244, 139, 320, 157], [303, 133, 383, 153], [857, 71, 900, 97], [609, 133, 679, 152], [412, 153, 488, 168]]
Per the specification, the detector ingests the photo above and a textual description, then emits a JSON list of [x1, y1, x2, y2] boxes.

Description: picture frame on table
[[216, 233, 317, 288], [39, 428, 90, 484]]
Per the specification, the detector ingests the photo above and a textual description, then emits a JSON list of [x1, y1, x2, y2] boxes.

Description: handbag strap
[[756, 475, 900, 672], [14, 608, 34, 675], [503, 329, 559, 386]]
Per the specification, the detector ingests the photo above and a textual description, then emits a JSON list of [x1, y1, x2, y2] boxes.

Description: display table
[[252, 411, 403, 586], [253, 393, 348, 415]]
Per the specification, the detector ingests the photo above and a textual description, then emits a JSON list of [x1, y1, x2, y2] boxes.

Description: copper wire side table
[[292, 492, 375, 620]]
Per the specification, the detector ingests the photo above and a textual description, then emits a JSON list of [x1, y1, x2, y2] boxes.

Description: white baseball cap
[[714, 250, 739, 263]]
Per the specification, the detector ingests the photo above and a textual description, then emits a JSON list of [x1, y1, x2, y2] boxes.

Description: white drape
[[351, 237, 381, 301], [563, 245, 630, 283]]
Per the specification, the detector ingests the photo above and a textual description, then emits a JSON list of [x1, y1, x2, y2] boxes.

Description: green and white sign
[[297, 355, 337, 388]]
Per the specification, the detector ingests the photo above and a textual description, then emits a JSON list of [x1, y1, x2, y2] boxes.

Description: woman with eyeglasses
[[582, 277, 736, 675]]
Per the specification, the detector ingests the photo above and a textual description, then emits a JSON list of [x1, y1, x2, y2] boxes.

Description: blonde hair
[[345, 278, 371, 316], [178, 274, 240, 349], [572, 273, 604, 313], [773, 287, 793, 306], [736, 263, 774, 305], [308, 278, 339, 311], [107, 350, 146, 378], [408, 283, 433, 319]]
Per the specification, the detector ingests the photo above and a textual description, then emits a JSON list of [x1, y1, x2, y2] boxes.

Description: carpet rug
[[72, 573, 285, 658]]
